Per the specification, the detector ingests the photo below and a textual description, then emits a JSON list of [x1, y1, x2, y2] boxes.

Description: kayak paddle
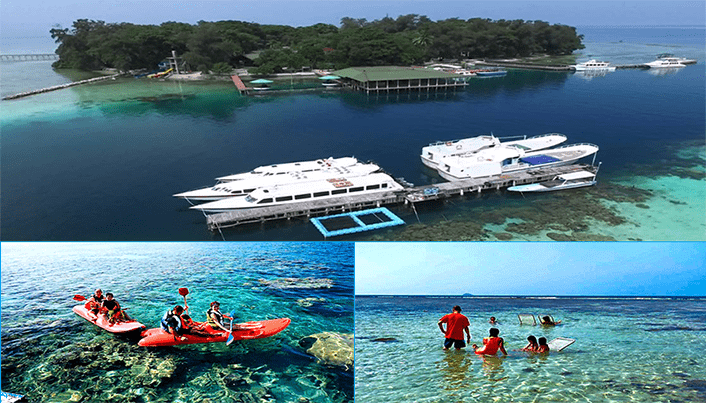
[[226, 313, 235, 346]]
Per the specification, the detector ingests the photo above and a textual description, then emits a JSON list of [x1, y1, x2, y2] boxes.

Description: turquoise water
[[355, 296, 706, 403], [1, 27, 704, 241], [1, 242, 354, 402]]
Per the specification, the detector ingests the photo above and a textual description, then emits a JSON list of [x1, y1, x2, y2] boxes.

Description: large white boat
[[190, 173, 404, 212], [215, 157, 360, 182], [421, 133, 567, 169], [572, 59, 616, 71], [436, 143, 599, 181], [645, 53, 695, 68], [175, 161, 382, 202]]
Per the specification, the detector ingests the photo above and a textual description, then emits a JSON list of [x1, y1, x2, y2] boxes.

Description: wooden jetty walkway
[[1, 53, 59, 61], [231, 75, 251, 94], [2, 74, 120, 100], [205, 163, 597, 231], [476, 61, 650, 71]]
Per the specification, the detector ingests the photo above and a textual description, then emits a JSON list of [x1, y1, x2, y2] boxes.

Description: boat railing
[[527, 132, 567, 140], [427, 134, 537, 146], [551, 142, 600, 150]]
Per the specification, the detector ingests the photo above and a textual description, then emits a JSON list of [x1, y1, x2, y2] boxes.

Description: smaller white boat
[[644, 55, 686, 69], [572, 59, 616, 71], [645, 53, 695, 68], [507, 170, 598, 193], [421, 133, 567, 169]]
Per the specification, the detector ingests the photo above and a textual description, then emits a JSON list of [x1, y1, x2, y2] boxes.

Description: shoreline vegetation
[[50, 15, 584, 78]]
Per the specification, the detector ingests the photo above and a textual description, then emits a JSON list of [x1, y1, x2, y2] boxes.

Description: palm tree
[[412, 30, 433, 47]]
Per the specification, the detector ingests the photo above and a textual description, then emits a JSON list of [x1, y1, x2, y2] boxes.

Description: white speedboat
[[421, 133, 567, 169], [175, 161, 382, 202], [507, 170, 598, 192], [572, 59, 616, 71], [190, 173, 404, 212], [215, 157, 360, 182], [436, 143, 599, 181]]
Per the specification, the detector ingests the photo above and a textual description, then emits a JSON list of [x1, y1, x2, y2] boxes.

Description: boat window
[[366, 184, 380, 190], [331, 189, 347, 195], [230, 190, 241, 194], [382, 183, 388, 188], [275, 196, 293, 202], [244, 189, 255, 193], [277, 172, 286, 175], [313, 191, 329, 197], [295, 194, 311, 200], [257, 198, 273, 204], [349, 187, 364, 193]]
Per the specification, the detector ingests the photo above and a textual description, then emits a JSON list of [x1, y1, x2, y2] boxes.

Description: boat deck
[[204, 163, 598, 231]]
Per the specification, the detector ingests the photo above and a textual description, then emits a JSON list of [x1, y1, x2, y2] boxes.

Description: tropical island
[[50, 15, 584, 75]]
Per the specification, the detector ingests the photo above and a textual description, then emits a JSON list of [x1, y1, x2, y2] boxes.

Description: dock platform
[[205, 163, 597, 231], [231, 75, 251, 94]]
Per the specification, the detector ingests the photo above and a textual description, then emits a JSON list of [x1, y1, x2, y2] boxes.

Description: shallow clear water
[[355, 296, 706, 403], [1, 27, 704, 241], [1, 242, 354, 402]]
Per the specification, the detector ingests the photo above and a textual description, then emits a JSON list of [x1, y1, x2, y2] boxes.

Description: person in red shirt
[[472, 327, 508, 356], [438, 305, 471, 350]]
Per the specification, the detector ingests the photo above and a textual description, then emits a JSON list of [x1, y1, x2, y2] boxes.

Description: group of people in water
[[161, 300, 233, 341], [85, 288, 236, 340], [438, 305, 557, 354]]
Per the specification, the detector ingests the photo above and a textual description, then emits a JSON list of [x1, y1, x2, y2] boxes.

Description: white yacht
[[421, 133, 567, 169], [644, 56, 686, 69], [215, 157, 360, 182], [175, 161, 382, 202], [572, 59, 616, 71], [645, 54, 695, 68], [190, 173, 405, 212], [436, 143, 599, 181]]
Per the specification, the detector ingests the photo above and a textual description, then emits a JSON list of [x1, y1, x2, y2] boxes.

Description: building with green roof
[[331, 66, 466, 93]]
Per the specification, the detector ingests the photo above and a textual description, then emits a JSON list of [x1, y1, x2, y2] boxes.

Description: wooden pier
[[2, 74, 120, 100], [230, 75, 251, 94], [1, 53, 59, 61], [205, 163, 597, 231]]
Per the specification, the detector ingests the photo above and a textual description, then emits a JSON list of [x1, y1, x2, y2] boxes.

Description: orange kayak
[[138, 318, 291, 347]]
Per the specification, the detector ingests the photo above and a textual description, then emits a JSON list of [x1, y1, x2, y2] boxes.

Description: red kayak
[[138, 318, 291, 347], [72, 305, 146, 333]]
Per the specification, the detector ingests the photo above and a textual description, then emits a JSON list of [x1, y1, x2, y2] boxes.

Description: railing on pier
[[2, 74, 120, 100]]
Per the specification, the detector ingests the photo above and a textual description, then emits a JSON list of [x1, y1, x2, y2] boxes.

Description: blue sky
[[2, 1, 704, 39], [355, 242, 705, 296]]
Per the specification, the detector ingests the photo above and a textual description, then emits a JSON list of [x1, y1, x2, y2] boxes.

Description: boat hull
[[73, 305, 146, 334], [138, 318, 291, 347], [508, 180, 596, 192]]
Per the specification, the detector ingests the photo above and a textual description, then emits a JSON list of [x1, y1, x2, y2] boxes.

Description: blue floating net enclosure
[[310, 208, 405, 237]]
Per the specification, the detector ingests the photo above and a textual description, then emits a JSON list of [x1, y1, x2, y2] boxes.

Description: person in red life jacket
[[536, 337, 550, 353], [473, 327, 508, 356], [438, 305, 471, 350], [101, 293, 132, 325], [84, 289, 105, 320], [521, 335, 539, 352]]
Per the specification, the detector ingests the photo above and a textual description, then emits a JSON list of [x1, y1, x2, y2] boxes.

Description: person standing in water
[[438, 305, 471, 350], [473, 327, 508, 356]]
